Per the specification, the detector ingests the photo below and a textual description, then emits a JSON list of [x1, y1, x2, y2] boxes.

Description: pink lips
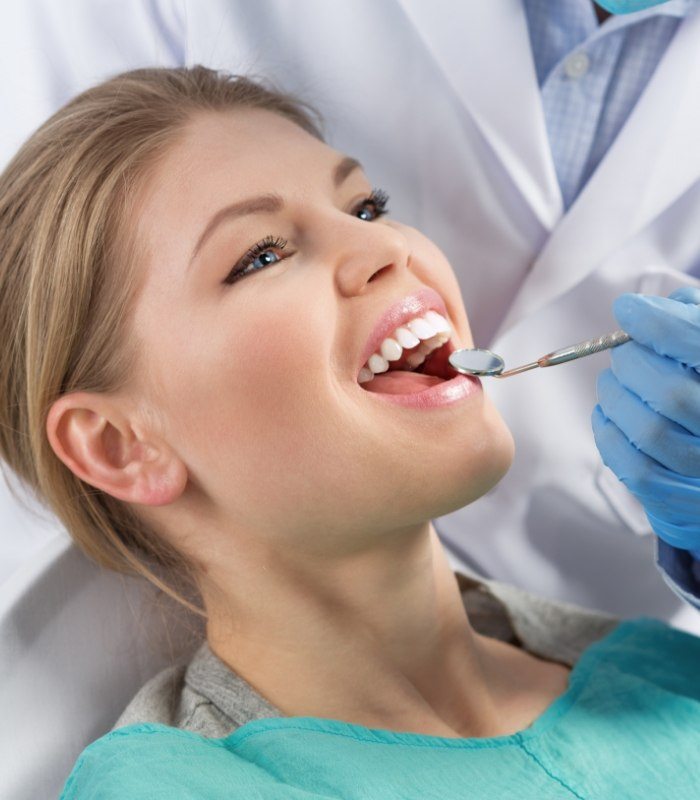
[[365, 372, 482, 409], [366, 374, 483, 409], [358, 287, 451, 376]]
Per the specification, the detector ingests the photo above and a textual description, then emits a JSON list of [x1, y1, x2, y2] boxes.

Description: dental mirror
[[449, 348, 506, 377], [449, 329, 632, 379]]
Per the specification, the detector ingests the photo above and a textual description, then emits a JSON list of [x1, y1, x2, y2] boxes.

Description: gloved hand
[[592, 286, 700, 552]]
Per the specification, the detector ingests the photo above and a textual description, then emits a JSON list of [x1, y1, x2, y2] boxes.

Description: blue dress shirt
[[522, 0, 696, 210], [522, 0, 700, 607]]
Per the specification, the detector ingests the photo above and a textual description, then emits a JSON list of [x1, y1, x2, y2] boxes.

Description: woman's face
[[126, 109, 514, 559]]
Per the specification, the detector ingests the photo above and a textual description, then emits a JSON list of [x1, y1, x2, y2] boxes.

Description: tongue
[[363, 370, 445, 394]]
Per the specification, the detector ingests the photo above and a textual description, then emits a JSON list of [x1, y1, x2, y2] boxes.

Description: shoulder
[[454, 568, 620, 665], [111, 663, 187, 729], [112, 643, 243, 738], [60, 722, 267, 799]]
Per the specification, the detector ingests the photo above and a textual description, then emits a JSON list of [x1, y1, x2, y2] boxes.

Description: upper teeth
[[359, 310, 452, 383]]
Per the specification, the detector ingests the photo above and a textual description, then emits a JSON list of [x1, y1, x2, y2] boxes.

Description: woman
[[0, 66, 698, 799]]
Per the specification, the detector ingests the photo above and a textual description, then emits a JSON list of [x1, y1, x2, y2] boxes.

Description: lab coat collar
[[497, 4, 700, 336], [397, 0, 563, 230]]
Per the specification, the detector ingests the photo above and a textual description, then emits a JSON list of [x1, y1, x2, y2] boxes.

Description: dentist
[[2, 0, 700, 626]]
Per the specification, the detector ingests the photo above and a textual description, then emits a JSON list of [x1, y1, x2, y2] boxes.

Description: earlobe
[[135, 452, 189, 507], [45, 392, 187, 507]]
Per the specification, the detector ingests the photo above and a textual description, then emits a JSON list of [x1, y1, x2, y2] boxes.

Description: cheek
[[168, 304, 325, 476]]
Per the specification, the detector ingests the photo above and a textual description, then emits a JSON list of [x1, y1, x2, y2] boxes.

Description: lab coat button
[[564, 52, 590, 79]]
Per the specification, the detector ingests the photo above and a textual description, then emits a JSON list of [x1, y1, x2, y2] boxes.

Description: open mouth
[[359, 336, 460, 395]]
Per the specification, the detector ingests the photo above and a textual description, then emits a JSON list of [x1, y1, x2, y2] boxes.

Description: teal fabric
[[61, 618, 700, 799]]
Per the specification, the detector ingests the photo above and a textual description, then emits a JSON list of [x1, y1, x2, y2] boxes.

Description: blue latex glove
[[592, 286, 700, 552]]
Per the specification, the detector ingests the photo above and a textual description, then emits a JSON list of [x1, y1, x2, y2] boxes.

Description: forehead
[[148, 109, 334, 203], [130, 109, 343, 279]]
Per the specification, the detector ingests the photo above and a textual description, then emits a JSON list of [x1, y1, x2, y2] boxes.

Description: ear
[[45, 392, 187, 506]]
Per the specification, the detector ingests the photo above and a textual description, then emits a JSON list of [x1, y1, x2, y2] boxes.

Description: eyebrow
[[187, 155, 363, 271]]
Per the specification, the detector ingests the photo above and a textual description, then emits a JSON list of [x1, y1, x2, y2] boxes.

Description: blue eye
[[354, 188, 390, 221], [223, 235, 288, 286], [252, 251, 279, 267]]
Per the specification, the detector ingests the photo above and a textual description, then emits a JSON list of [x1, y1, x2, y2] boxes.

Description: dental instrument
[[448, 329, 632, 378]]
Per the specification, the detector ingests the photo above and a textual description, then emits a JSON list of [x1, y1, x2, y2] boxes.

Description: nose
[[333, 218, 412, 297]]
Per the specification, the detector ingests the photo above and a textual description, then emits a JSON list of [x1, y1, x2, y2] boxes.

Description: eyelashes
[[229, 234, 288, 282], [358, 187, 389, 219], [223, 188, 391, 285]]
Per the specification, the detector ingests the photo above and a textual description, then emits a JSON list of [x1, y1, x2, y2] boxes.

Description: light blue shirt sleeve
[[655, 539, 700, 609]]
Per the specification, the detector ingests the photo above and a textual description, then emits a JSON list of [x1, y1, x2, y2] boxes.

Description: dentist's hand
[[592, 287, 700, 552]]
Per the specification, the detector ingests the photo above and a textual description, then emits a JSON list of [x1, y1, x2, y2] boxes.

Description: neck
[[203, 522, 566, 738]]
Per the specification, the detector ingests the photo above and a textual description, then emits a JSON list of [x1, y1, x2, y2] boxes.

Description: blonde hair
[[0, 65, 324, 617]]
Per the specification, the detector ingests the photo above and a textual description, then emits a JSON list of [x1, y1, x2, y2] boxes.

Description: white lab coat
[[2, 0, 700, 631]]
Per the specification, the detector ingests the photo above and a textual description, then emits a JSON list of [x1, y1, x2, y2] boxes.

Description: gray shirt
[[113, 568, 619, 738]]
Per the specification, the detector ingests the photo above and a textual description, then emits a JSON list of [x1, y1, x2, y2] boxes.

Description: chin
[[431, 411, 515, 519]]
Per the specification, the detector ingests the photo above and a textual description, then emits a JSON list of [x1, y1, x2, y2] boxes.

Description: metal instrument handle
[[538, 329, 632, 367], [495, 329, 632, 378]]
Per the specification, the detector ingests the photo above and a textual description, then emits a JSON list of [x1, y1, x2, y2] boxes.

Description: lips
[[358, 287, 452, 378]]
